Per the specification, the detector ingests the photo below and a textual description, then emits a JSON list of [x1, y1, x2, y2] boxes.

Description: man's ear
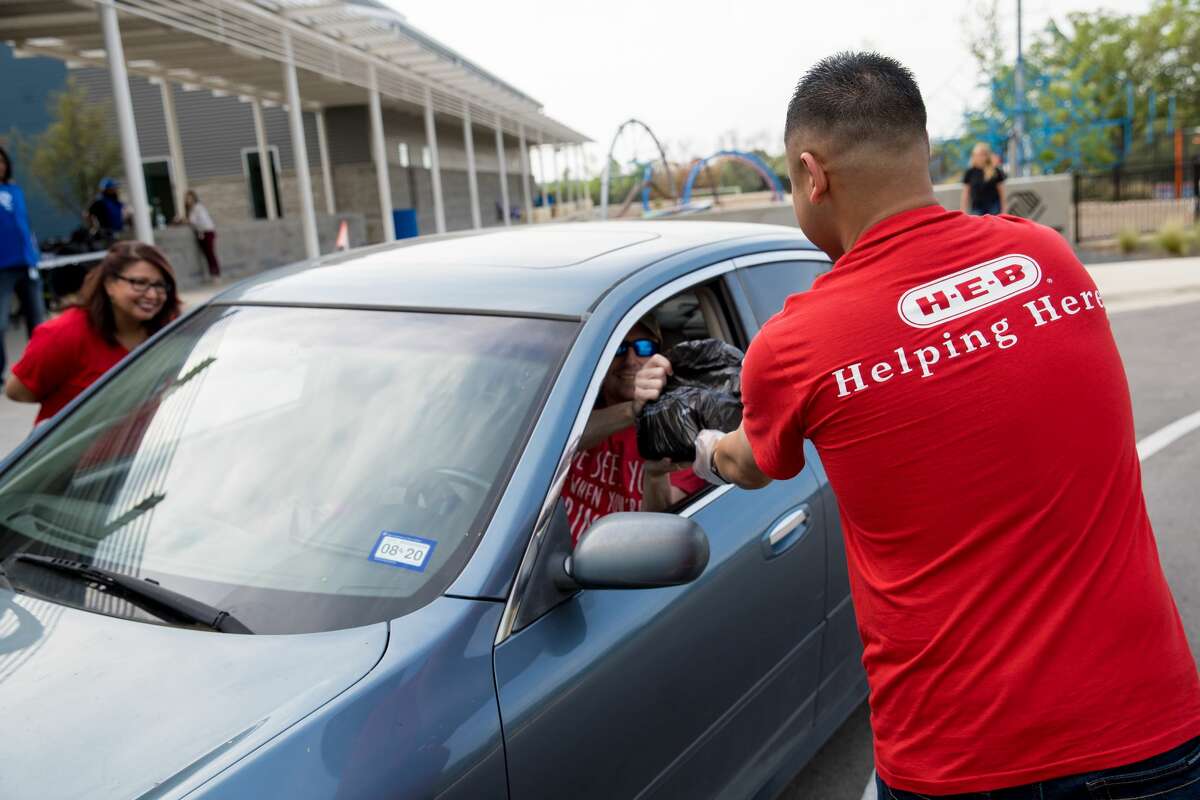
[[799, 152, 829, 205]]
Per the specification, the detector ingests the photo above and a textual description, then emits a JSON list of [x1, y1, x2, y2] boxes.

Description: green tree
[[950, 0, 1200, 172], [18, 79, 121, 216]]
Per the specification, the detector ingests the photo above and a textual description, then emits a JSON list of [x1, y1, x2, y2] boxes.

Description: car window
[[736, 260, 830, 325], [0, 306, 573, 634], [562, 278, 742, 543]]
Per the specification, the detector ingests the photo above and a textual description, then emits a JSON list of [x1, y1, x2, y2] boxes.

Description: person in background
[[87, 178, 130, 235], [0, 145, 47, 380], [6, 241, 179, 423], [561, 316, 705, 543], [960, 141, 1006, 215], [184, 190, 220, 281]]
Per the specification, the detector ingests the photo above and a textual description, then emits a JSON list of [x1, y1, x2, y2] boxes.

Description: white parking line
[[1137, 409, 1200, 462], [858, 410, 1200, 800]]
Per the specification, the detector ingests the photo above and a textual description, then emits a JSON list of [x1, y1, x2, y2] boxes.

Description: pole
[[518, 124, 533, 224], [463, 101, 481, 229], [367, 65, 395, 242], [99, 1, 153, 243], [1013, 0, 1025, 178], [315, 109, 336, 215], [423, 86, 446, 234], [551, 145, 560, 217], [495, 114, 511, 227], [158, 80, 187, 220], [1124, 82, 1134, 162], [282, 30, 319, 259], [250, 98, 278, 220], [536, 131, 547, 219], [577, 146, 588, 208]]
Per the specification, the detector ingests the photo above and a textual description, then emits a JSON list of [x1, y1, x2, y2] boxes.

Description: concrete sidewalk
[[1089, 256, 1200, 313]]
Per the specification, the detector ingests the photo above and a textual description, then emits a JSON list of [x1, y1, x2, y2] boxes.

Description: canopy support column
[[423, 86, 446, 234], [463, 101, 481, 230], [367, 64, 395, 242], [99, 1, 152, 243], [158, 80, 187, 221], [250, 98, 278, 220], [495, 114, 511, 227], [315, 109, 336, 215], [518, 124, 533, 225], [282, 29, 319, 259]]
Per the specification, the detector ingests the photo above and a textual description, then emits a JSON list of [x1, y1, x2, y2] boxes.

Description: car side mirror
[[564, 512, 709, 590]]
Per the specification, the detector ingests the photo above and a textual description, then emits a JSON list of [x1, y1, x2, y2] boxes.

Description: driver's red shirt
[[563, 425, 705, 542], [740, 206, 1200, 794]]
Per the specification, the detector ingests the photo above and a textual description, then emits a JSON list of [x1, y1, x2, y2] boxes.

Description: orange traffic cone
[[335, 220, 350, 251]]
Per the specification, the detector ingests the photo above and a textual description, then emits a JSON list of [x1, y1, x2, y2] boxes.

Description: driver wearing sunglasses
[[562, 317, 707, 543]]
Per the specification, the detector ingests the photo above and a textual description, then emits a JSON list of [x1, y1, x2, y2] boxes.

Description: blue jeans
[[877, 735, 1200, 799], [0, 265, 47, 378]]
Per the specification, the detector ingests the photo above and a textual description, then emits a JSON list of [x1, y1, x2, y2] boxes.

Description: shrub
[[1117, 228, 1141, 254], [1156, 222, 1186, 256]]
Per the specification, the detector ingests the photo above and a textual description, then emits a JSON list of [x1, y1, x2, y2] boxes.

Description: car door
[[730, 251, 868, 729], [493, 265, 829, 800]]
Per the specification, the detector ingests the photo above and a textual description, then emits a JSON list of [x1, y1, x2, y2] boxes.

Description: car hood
[[0, 589, 388, 800]]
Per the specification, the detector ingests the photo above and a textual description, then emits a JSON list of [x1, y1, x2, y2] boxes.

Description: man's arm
[[713, 426, 772, 489], [579, 401, 635, 450], [960, 185, 970, 212], [997, 181, 1008, 213], [693, 425, 773, 490], [5, 374, 37, 403]]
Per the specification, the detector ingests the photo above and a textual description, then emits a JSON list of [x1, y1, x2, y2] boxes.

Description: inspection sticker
[[369, 532, 437, 571]]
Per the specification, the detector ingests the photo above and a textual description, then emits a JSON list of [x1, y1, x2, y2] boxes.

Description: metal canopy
[[2, 0, 589, 144]]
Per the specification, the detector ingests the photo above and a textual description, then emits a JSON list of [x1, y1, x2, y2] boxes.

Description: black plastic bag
[[636, 339, 744, 463]]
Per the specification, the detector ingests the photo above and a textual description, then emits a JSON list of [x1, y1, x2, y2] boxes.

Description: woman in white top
[[184, 190, 220, 280]]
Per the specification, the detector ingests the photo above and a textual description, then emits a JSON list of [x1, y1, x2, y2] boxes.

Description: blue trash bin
[[392, 208, 419, 239]]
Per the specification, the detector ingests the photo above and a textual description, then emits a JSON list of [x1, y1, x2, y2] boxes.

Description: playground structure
[[598, 119, 787, 219], [939, 64, 1191, 186]]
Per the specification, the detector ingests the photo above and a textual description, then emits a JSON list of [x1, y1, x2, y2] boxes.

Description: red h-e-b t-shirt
[[741, 206, 1200, 794], [13, 306, 128, 423], [563, 426, 705, 542]]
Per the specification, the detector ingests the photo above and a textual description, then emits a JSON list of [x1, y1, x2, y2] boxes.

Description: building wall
[[72, 67, 321, 180], [2, 42, 544, 246], [0, 46, 78, 239]]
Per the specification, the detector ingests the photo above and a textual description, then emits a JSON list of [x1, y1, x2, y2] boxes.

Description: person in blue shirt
[[0, 146, 47, 379], [87, 177, 129, 234]]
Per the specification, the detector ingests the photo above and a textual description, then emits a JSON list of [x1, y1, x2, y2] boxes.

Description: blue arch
[[680, 150, 785, 206]]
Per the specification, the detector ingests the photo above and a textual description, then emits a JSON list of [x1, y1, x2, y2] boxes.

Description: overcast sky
[[386, 0, 1152, 174]]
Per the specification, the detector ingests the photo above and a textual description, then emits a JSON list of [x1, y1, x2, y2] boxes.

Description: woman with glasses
[[5, 241, 180, 423]]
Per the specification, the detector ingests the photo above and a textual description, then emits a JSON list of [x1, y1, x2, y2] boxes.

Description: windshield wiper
[[2, 554, 252, 634]]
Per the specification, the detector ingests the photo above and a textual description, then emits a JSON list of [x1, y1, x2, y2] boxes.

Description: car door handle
[[766, 505, 810, 547]]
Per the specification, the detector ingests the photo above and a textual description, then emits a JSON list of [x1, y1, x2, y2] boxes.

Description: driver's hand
[[633, 354, 672, 415], [644, 457, 688, 476]]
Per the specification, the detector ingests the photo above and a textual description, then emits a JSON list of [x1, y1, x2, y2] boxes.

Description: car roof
[[213, 221, 815, 318]]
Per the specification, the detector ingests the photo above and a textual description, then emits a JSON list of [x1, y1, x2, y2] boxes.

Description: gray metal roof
[[213, 221, 816, 316], [1, 0, 587, 143]]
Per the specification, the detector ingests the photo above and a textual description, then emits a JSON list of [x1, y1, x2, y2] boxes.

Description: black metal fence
[[1073, 160, 1200, 242]]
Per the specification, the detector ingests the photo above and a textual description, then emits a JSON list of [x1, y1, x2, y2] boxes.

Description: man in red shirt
[[692, 52, 1200, 796], [563, 318, 704, 542]]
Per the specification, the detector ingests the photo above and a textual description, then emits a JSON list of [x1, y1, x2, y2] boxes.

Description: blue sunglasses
[[615, 338, 659, 358]]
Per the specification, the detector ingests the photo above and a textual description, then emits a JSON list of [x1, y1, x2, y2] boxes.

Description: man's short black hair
[[785, 52, 927, 151]]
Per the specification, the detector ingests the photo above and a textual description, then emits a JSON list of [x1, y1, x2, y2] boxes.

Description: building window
[[397, 142, 409, 168], [241, 146, 283, 220]]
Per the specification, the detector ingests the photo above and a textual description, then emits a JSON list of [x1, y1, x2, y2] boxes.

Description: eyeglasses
[[115, 274, 170, 296], [614, 338, 659, 358]]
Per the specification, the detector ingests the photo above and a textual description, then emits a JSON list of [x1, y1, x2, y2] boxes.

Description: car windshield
[[0, 305, 572, 634]]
